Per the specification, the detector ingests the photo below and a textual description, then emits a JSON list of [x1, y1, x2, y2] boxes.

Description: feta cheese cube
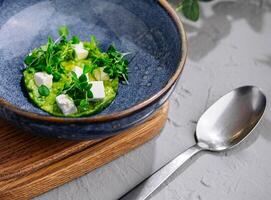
[[72, 42, 84, 49], [34, 72, 53, 88], [89, 81, 105, 100], [72, 66, 83, 78], [56, 94, 77, 115], [72, 42, 88, 60]]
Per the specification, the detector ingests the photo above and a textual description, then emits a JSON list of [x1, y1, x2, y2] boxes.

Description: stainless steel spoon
[[122, 86, 266, 200]]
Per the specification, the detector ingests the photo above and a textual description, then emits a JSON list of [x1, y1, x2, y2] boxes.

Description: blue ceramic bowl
[[0, 0, 187, 140]]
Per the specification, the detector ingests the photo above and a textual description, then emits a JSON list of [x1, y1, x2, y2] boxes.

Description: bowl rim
[[0, 0, 188, 123]]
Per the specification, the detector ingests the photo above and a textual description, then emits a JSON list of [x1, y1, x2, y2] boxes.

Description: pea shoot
[[63, 65, 93, 111], [24, 26, 74, 82], [104, 45, 129, 84]]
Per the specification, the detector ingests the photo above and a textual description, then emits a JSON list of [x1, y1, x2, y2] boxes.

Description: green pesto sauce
[[23, 60, 118, 117]]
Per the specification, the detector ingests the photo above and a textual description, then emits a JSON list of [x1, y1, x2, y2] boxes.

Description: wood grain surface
[[0, 102, 169, 200]]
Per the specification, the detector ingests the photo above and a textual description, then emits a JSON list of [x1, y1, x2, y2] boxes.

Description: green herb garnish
[[104, 45, 129, 83], [24, 26, 75, 82], [84, 37, 129, 83], [71, 36, 80, 44], [83, 63, 93, 74], [63, 66, 93, 111], [38, 85, 50, 96], [58, 25, 69, 38]]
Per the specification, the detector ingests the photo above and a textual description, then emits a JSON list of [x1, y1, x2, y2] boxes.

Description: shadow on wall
[[169, 0, 271, 61]]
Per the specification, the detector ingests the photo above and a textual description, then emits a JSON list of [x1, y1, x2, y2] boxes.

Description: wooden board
[[0, 102, 169, 200]]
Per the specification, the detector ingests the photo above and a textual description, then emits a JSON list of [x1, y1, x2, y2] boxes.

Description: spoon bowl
[[196, 86, 267, 151]]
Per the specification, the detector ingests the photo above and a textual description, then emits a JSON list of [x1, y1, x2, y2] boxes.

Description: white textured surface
[[35, 0, 271, 199]]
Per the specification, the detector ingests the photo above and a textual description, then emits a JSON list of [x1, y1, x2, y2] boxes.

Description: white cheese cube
[[89, 81, 105, 100], [56, 94, 77, 115], [72, 66, 83, 78], [34, 72, 53, 88], [72, 42, 88, 60], [72, 42, 84, 48]]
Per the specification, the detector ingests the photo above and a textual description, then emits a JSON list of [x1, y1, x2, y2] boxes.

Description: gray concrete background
[[35, 0, 271, 199]]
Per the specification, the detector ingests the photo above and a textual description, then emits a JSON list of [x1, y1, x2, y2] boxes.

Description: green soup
[[23, 61, 119, 117]]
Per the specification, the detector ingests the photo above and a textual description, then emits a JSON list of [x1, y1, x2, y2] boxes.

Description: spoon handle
[[121, 144, 202, 200]]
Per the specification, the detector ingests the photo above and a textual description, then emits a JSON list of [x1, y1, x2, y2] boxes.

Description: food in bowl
[[23, 26, 129, 117]]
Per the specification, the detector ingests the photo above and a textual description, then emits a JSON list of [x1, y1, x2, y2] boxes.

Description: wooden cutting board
[[0, 102, 169, 200]]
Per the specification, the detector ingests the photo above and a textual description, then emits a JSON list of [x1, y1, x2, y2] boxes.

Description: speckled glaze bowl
[[0, 0, 187, 140]]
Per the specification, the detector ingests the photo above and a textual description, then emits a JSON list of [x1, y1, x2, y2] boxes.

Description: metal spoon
[[121, 86, 266, 200]]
